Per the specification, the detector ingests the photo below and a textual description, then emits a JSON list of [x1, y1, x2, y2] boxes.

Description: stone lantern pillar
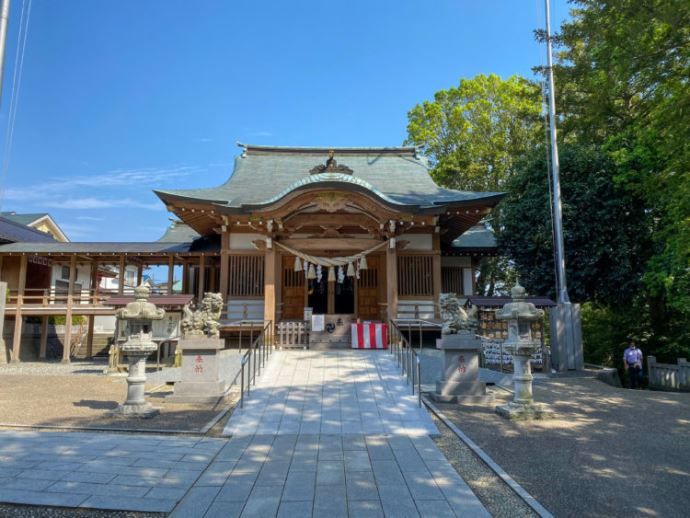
[[111, 284, 165, 417], [495, 283, 552, 420]]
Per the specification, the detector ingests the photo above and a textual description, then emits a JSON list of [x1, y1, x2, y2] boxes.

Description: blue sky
[[0, 0, 570, 242]]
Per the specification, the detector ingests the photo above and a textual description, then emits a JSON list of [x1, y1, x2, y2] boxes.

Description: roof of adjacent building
[[158, 221, 200, 242], [155, 145, 504, 210], [105, 294, 194, 307], [451, 224, 497, 250], [0, 212, 49, 226], [0, 216, 57, 244], [0, 211, 69, 242], [466, 295, 557, 308], [0, 242, 201, 254]]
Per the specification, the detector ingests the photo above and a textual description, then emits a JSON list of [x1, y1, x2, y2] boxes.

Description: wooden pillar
[[197, 255, 206, 301], [219, 230, 230, 301], [432, 235, 442, 319], [386, 241, 398, 321], [182, 263, 189, 294], [39, 315, 49, 359], [118, 255, 125, 295], [136, 264, 143, 286], [63, 255, 76, 363], [86, 316, 95, 359], [167, 256, 174, 294], [86, 260, 99, 358], [11, 255, 27, 363], [264, 247, 278, 324], [91, 260, 100, 300], [208, 265, 215, 292]]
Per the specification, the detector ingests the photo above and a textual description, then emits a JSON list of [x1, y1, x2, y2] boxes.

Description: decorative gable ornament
[[309, 149, 354, 175]]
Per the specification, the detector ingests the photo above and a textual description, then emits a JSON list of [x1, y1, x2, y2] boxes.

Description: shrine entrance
[[281, 253, 381, 320], [306, 273, 355, 315]]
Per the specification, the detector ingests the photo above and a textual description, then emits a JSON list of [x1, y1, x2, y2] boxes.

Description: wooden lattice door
[[357, 255, 380, 320], [281, 255, 305, 320]]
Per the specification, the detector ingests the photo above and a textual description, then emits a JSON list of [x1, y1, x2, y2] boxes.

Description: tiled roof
[[158, 221, 200, 242], [451, 224, 497, 249], [0, 216, 56, 244], [467, 295, 556, 308], [0, 212, 48, 226], [0, 242, 193, 254], [155, 145, 503, 209]]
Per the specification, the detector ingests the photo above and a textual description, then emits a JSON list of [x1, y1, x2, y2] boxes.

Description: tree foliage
[[405, 73, 543, 192], [499, 144, 650, 306], [550, 0, 690, 359]]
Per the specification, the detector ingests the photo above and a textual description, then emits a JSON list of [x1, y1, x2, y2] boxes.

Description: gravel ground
[[429, 407, 537, 518], [0, 360, 109, 376], [0, 504, 163, 518], [0, 374, 229, 432], [436, 377, 690, 518]]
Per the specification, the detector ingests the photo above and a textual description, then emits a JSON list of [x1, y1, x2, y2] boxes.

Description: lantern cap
[[496, 282, 544, 321], [117, 283, 166, 321]]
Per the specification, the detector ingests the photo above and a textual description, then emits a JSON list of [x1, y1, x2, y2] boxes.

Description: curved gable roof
[[155, 145, 503, 210]]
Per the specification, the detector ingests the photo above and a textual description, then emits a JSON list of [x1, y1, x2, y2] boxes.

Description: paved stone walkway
[[172, 433, 488, 517], [0, 431, 224, 513], [0, 350, 490, 516], [223, 350, 438, 436]]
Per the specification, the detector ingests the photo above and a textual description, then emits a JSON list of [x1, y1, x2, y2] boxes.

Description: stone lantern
[[495, 282, 552, 419], [111, 284, 165, 417]]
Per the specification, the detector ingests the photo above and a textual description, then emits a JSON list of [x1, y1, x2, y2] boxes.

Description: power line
[[0, 0, 32, 209]]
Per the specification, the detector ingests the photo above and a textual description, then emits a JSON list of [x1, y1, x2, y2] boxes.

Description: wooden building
[[0, 145, 503, 360]]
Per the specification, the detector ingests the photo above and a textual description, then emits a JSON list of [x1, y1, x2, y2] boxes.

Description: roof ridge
[[239, 143, 418, 156]]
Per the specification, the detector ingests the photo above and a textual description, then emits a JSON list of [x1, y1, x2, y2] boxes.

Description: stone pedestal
[[167, 337, 226, 403], [110, 346, 160, 417], [495, 350, 553, 420], [428, 333, 493, 404]]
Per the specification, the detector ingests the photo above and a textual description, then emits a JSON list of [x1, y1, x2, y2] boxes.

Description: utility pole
[[0, 0, 10, 106], [544, 0, 583, 371]]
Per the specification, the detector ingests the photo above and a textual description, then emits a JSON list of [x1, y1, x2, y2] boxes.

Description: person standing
[[623, 341, 644, 389]]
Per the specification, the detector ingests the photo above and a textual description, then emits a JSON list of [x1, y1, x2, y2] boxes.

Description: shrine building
[[0, 145, 502, 360]]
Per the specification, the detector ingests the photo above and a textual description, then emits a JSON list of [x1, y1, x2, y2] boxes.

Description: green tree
[[405, 73, 543, 192], [550, 0, 690, 357], [499, 144, 651, 306], [405, 74, 543, 295]]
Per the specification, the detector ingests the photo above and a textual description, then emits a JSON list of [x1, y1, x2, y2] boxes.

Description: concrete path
[[223, 350, 438, 436]]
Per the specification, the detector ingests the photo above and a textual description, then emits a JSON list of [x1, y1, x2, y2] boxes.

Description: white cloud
[[44, 197, 163, 210], [1, 164, 201, 211], [59, 223, 97, 238], [76, 215, 104, 221]]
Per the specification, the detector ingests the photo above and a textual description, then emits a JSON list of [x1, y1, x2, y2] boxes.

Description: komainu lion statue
[[181, 292, 224, 338], [440, 293, 479, 335]]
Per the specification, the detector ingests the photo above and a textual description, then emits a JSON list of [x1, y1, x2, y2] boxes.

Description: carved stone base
[[495, 401, 553, 420], [428, 392, 494, 405], [167, 337, 227, 404], [109, 402, 160, 418]]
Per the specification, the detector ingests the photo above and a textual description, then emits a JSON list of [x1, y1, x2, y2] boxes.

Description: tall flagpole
[[0, 0, 10, 106], [544, 0, 570, 304], [543, 0, 582, 371]]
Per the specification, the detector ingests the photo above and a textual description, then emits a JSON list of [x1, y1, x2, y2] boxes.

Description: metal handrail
[[394, 318, 443, 353], [388, 319, 422, 407], [394, 317, 443, 328], [238, 320, 273, 409]]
